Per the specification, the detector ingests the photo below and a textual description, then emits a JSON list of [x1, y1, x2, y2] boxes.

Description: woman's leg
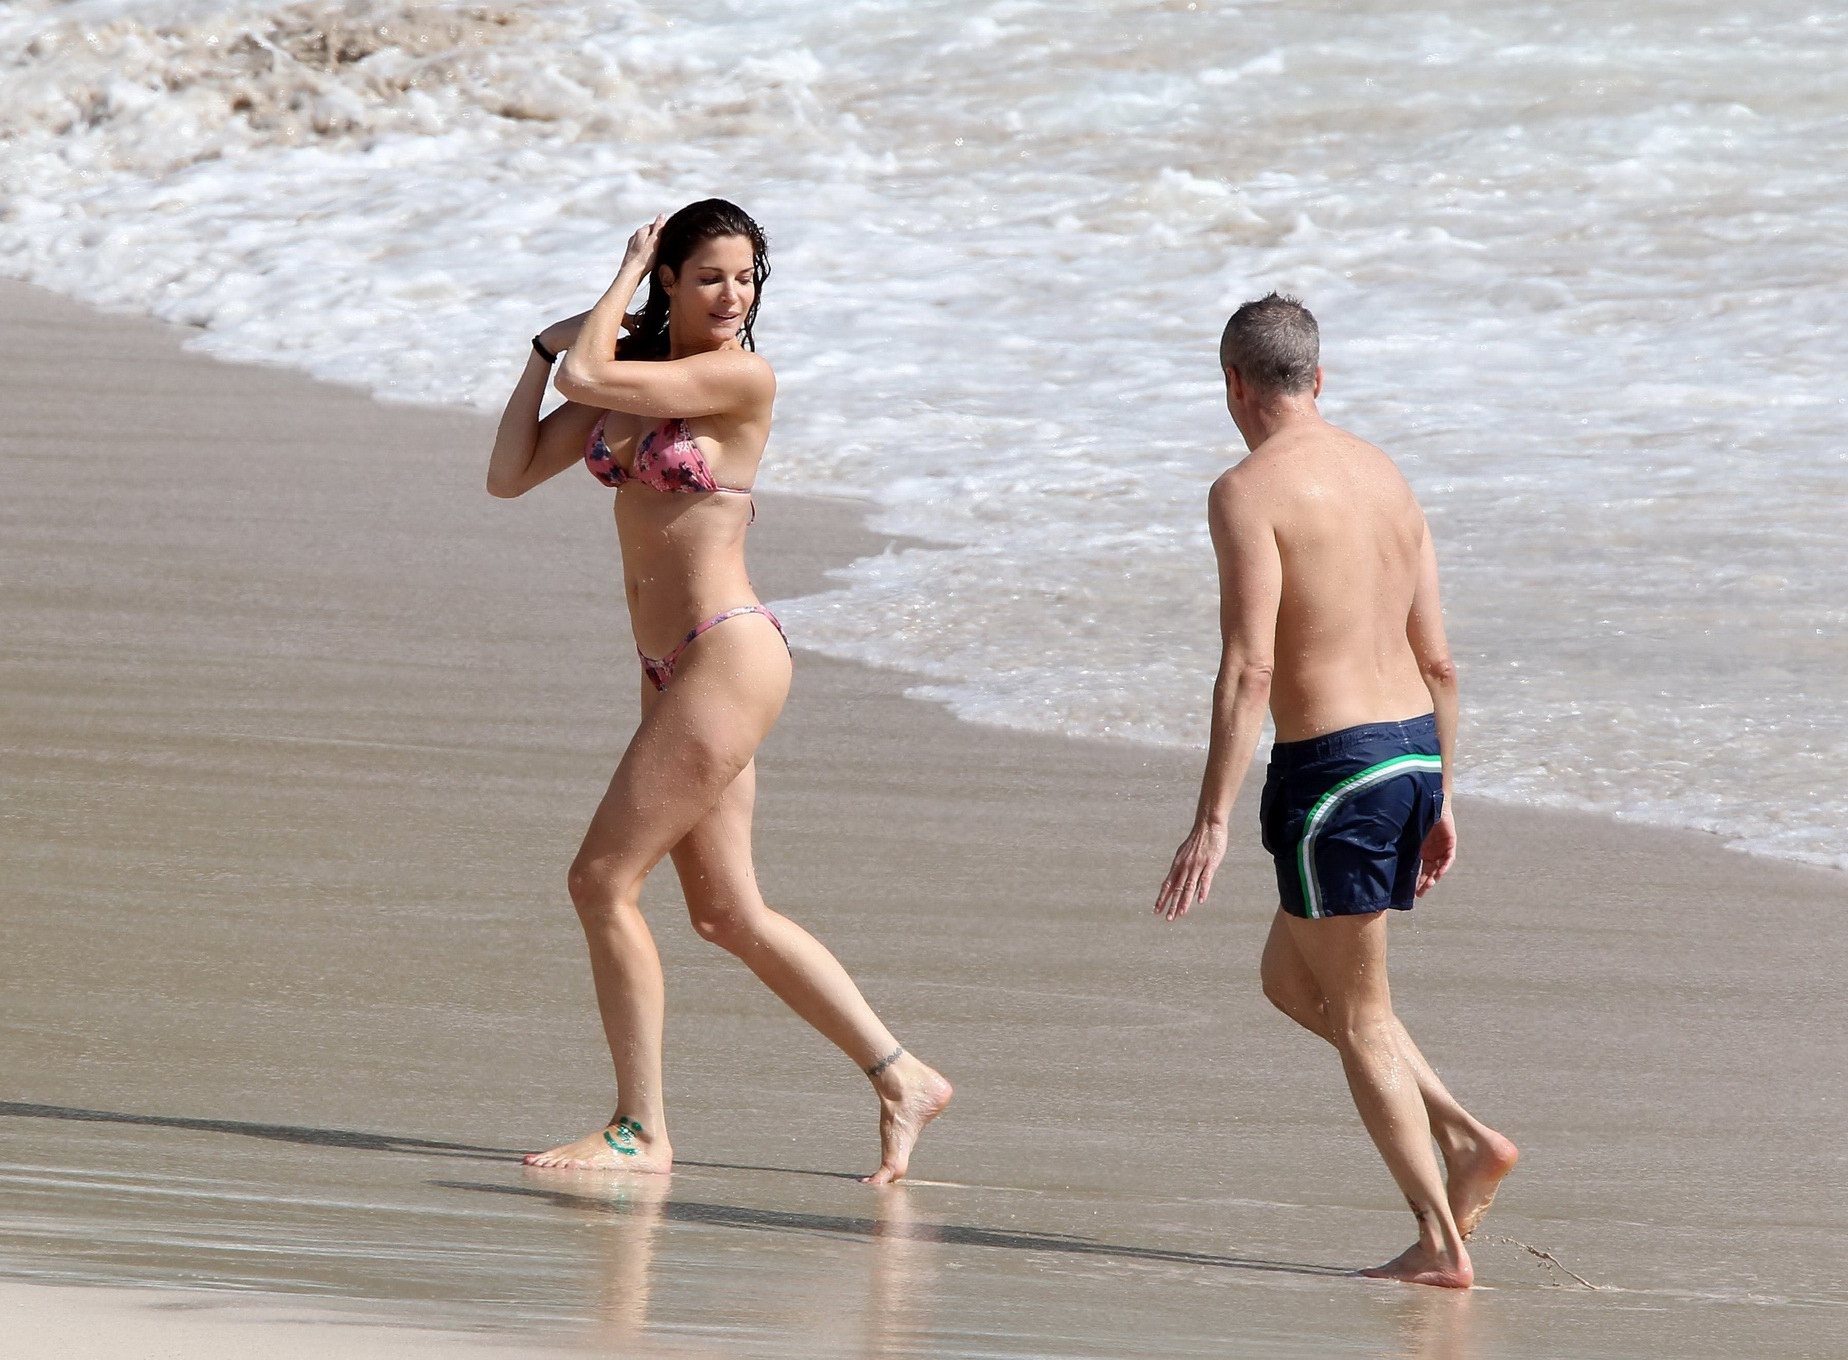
[[525, 618, 791, 1170], [672, 760, 952, 1183]]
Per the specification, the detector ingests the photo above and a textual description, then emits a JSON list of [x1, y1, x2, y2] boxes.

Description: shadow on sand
[[444, 1177, 1349, 1281], [0, 1100, 1346, 1281], [0, 1100, 516, 1161], [0, 1101, 855, 1179]]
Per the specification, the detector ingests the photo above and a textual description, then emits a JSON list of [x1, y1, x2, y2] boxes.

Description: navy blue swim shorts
[[1260, 713, 1445, 920]]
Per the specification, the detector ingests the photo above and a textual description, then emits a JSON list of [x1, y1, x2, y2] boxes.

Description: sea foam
[[3, 0, 1844, 870]]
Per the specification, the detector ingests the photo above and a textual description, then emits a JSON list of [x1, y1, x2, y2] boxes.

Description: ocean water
[[3, 0, 1844, 869]]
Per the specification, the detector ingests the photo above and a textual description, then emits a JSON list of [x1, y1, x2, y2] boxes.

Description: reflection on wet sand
[[491, 1170, 1494, 1360], [445, 1178, 1345, 1280], [470, 1169, 1532, 1359], [5, 1099, 1472, 1360], [1390, 1285, 1479, 1360], [503, 1173, 940, 1355], [865, 1187, 935, 1359], [452, 1171, 1353, 1354], [520, 1169, 672, 1351]]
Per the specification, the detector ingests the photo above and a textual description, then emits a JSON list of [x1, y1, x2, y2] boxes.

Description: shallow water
[[2, 0, 1844, 867]]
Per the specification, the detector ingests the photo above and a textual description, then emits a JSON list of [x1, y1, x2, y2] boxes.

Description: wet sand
[[3, 280, 1845, 1357]]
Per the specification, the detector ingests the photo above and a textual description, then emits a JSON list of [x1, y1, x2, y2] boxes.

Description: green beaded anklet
[[602, 1116, 645, 1158]]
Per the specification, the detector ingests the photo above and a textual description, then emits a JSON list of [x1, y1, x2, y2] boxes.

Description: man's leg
[[1260, 910, 1517, 1236], [1281, 910, 1472, 1287]]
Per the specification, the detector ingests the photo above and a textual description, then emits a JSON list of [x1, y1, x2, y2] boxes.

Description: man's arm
[[1155, 469, 1282, 920], [1406, 517, 1460, 895]]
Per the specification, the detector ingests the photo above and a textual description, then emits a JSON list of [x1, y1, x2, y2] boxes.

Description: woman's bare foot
[[524, 1116, 673, 1173], [1442, 1129, 1519, 1238], [862, 1053, 953, 1186], [1360, 1240, 1474, 1289]]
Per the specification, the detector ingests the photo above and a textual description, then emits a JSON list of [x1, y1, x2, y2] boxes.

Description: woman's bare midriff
[[615, 488, 762, 655]]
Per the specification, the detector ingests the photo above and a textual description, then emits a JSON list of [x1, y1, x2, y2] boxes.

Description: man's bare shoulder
[[1264, 421, 1416, 499], [1213, 427, 1309, 492], [1209, 427, 1327, 508], [1320, 420, 1413, 477], [1208, 454, 1279, 529]]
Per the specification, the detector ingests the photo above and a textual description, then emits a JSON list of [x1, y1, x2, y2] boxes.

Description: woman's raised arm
[[556, 346, 773, 422], [554, 215, 773, 420], [486, 317, 602, 499]]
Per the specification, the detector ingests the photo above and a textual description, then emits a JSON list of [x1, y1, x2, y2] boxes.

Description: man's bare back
[[1155, 294, 1513, 1290], [1219, 421, 1435, 742]]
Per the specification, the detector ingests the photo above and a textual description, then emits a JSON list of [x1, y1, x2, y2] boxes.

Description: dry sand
[[3, 281, 1844, 1357]]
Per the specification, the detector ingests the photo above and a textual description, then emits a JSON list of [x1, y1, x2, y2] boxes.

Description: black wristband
[[531, 334, 557, 365]]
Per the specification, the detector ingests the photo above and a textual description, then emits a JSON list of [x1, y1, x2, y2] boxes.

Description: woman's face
[[663, 234, 756, 346]]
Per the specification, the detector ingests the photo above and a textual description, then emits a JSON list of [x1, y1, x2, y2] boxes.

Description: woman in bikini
[[486, 199, 951, 1182]]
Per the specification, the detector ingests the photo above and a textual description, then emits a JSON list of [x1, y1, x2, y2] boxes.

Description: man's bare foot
[[1360, 1241, 1474, 1289], [1442, 1129, 1519, 1238], [862, 1055, 953, 1186], [523, 1116, 673, 1173]]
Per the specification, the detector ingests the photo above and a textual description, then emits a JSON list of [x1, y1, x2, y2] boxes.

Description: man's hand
[[1416, 805, 1457, 897], [1156, 819, 1228, 921]]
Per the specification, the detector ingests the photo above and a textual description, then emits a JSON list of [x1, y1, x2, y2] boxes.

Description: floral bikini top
[[583, 415, 753, 497]]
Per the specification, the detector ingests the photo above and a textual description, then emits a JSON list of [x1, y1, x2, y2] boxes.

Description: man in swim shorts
[[1155, 294, 1516, 1289]]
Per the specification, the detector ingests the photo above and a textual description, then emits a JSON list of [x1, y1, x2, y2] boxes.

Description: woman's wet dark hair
[[619, 199, 770, 361]]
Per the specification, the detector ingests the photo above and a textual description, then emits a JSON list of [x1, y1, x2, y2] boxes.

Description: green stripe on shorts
[[1296, 754, 1444, 918]]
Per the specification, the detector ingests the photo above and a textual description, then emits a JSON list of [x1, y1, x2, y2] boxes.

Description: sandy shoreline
[[3, 280, 1845, 1357]]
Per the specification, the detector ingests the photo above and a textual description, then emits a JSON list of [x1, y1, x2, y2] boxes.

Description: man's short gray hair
[[1219, 293, 1319, 394]]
